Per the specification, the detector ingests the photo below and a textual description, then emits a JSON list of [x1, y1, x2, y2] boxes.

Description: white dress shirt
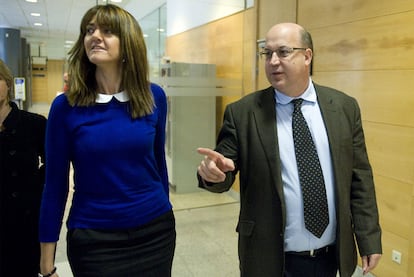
[[274, 79, 337, 252]]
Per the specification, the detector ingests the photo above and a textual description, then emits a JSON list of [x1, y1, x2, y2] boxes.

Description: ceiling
[[0, 0, 165, 52]]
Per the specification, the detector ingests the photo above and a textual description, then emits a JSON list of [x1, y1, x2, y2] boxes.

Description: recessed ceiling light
[[110, 0, 123, 3], [65, 40, 75, 44], [34, 23, 43, 26], [30, 13, 41, 17], [26, 0, 38, 3]]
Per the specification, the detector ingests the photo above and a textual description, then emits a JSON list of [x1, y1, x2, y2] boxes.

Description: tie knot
[[292, 98, 303, 113]]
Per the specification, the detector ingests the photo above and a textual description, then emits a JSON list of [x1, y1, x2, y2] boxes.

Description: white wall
[[167, 0, 246, 36]]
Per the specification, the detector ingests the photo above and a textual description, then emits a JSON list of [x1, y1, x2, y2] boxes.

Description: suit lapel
[[252, 87, 284, 199], [315, 84, 348, 208], [315, 84, 341, 155]]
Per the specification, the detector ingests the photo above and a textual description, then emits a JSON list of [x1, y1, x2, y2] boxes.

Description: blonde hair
[[66, 4, 153, 118], [0, 59, 13, 100]]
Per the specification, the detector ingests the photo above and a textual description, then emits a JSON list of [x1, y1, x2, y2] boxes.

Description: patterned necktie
[[291, 98, 329, 238]]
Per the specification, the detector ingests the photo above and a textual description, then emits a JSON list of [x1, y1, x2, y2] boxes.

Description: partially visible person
[[62, 72, 69, 93], [56, 72, 69, 97], [38, 4, 175, 277], [0, 58, 47, 276], [197, 23, 382, 276]]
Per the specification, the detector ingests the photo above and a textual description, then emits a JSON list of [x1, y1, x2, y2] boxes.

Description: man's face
[[263, 24, 312, 97]]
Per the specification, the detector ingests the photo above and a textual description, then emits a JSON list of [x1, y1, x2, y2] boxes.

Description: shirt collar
[[274, 78, 317, 105], [95, 91, 129, 103]]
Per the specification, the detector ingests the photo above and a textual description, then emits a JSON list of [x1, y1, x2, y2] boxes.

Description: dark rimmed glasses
[[259, 46, 307, 60]]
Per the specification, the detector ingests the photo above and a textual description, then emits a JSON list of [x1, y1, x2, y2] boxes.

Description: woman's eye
[[86, 27, 95, 34]]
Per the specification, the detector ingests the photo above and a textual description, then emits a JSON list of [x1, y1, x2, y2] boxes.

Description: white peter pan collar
[[95, 91, 129, 103]]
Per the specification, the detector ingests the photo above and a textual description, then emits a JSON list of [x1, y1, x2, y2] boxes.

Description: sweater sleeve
[[39, 95, 71, 242], [151, 84, 169, 197]]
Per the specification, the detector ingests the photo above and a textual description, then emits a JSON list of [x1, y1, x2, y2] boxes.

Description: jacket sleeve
[[198, 104, 238, 193], [349, 98, 382, 256]]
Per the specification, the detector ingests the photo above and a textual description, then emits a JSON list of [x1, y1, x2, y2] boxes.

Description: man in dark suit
[[197, 23, 382, 277]]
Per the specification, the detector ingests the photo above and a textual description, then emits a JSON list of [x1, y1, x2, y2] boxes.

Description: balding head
[[262, 23, 313, 97], [266, 23, 313, 51]]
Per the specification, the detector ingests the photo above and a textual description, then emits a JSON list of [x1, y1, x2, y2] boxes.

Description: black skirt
[[67, 210, 176, 277]]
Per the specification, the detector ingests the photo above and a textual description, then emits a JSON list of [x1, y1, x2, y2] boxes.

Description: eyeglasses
[[259, 47, 307, 60]]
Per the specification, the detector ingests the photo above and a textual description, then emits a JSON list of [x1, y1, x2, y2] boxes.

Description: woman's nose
[[91, 28, 103, 39]]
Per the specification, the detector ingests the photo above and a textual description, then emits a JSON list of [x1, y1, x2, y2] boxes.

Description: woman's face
[[84, 18, 121, 68], [0, 79, 9, 104]]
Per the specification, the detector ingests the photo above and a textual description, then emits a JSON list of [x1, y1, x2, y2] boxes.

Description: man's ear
[[304, 48, 313, 66]]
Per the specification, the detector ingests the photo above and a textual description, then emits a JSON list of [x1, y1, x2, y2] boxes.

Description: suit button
[[9, 150, 17, 156], [11, 191, 20, 198]]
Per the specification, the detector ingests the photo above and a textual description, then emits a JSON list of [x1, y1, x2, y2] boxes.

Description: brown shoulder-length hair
[[0, 59, 13, 100], [66, 4, 153, 118]]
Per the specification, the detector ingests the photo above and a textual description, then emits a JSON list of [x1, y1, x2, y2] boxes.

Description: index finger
[[197, 147, 224, 161]]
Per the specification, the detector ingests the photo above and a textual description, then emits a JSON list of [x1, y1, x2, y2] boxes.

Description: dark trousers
[[67, 211, 176, 277], [284, 249, 338, 277]]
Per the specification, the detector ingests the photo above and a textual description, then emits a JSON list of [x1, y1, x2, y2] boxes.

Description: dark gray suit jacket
[[199, 83, 382, 277]]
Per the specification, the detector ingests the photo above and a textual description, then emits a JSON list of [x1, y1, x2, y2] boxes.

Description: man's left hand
[[362, 254, 381, 275]]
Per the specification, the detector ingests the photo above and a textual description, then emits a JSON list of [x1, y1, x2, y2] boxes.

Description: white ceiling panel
[[0, 0, 166, 57]]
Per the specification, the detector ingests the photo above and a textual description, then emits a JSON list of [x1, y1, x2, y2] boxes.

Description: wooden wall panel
[[242, 39, 256, 93], [375, 175, 411, 239], [242, 7, 258, 94], [380, 231, 409, 277], [410, 198, 414, 275], [257, 0, 297, 40], [31, 59, 65, 104], [298, 0, 414, 29], [47, 59, 65, 102], [312, 71, 414, 128], [166, 13, 244, 75], [364, 123, 414, 186], [31, 64, 48, 103], [310, 12, 414, 72], [298, 0, 414, 275]]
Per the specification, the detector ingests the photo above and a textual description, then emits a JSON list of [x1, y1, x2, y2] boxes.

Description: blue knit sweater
[[39, 84, 172, 242]]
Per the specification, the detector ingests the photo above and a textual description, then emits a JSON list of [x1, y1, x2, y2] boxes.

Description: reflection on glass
[[140, 4, 167, 79], [140, 1, 255, 77]]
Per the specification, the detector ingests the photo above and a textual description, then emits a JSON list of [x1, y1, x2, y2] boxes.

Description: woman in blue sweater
[[38, 5, 175, 277]]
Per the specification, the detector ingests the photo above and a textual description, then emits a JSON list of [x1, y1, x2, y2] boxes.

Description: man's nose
[[269, 52, 281, 64]]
